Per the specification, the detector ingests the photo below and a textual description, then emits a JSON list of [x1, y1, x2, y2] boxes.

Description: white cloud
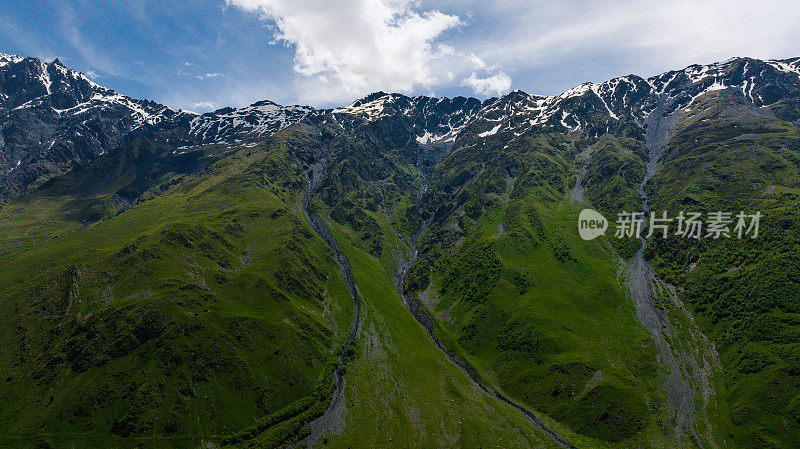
[[461, 72, 511, 96], [454, 0, 800, 93], [468, 53, 488, 70], [180, 70, 226, 79], [85, 70, 100, 80], [226, 0, 508, 102], [191, 101, 216, 110], [196, 72, 224, 79]]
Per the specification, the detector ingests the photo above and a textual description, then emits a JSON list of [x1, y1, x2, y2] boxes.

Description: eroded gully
[[390, 188, 576, 448], [296, 161, 362, 448], [623, 104, 719, 447]]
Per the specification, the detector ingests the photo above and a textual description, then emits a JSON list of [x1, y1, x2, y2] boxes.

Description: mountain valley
[[1, 53, 800, 448]]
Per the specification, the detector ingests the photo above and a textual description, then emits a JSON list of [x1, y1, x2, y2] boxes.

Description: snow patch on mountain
[[432, 57, 800, 141], [478, 123, 503, 137], [2, 54, 183, 129], [766, 58, 800, 77], [332, 94, 398, 120], [414, 110, 482, 145], [189, 101, 314, 144], [5, 52, 800, 175], [334, 92, 485, 147], [0, 53, 25, 68], [415, 131, 441, 144], [5, 160, 21, 175]]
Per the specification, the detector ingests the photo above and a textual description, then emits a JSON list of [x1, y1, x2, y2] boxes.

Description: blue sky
[[2, 0, 800, 112]]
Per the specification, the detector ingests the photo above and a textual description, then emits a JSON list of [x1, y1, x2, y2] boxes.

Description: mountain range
[[1, 52, 800, 448]]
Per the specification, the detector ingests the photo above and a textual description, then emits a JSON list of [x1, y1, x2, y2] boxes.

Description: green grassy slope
[[645, 91, 800, 448], [3, 85, 798, 448], [399, 131, 669, 447], [268, 122, 578, 448], [318, 219, 566, 448], [0, 134, 353, 448], [294, 116, 690, 446]]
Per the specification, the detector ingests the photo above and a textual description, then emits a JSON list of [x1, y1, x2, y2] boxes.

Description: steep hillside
[[644, 89, 800, 448], [0, 130, 356, 448]]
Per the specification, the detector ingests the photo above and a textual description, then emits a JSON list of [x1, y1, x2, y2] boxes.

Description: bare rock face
[[0, 54, 194, 199]]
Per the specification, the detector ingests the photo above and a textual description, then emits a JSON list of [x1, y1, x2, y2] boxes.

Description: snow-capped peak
[[0, 53, 25, 68], [1, 54, 185, 130], [452, 56, 800, 141], [559, 82, 593, 99], [332, 92, 401, 120], [330, 56, 800, 145], [333, 92, 486, 147], [188, 100, 314, 144]]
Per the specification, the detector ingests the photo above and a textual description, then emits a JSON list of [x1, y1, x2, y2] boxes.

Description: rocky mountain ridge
[[2, 53, 799, 199]]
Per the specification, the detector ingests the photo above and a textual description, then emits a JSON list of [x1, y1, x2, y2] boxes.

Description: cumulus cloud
[[459, 0, 800, 94], [225, 0, 509, 101], [460, 71, 511, 96], [191, 101, 216, 111]]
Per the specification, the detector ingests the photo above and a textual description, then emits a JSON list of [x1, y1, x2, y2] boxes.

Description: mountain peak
[[0, 53, 25, 67], [499, 89, 531, 101], [361, 91, 390, 101], [250, 99, 280, 108]]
